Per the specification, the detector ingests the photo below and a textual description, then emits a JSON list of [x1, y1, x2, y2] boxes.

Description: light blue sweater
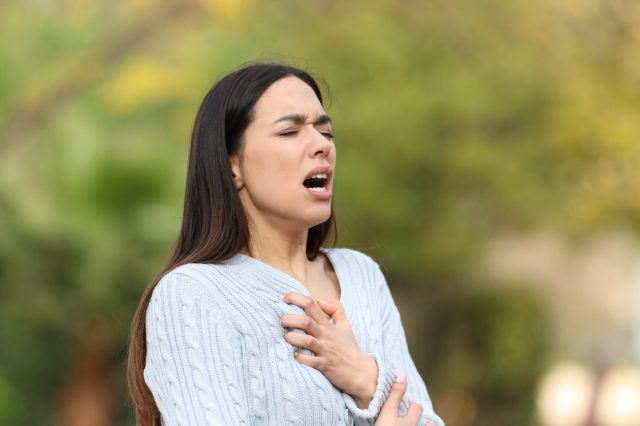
[[144, 247, 444, 426]]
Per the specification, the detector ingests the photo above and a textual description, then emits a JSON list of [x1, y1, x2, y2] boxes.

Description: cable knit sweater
[[144, 247, 444, 426]]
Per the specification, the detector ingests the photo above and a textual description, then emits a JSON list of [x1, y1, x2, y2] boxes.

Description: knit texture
[[144, 247, 444, 426]]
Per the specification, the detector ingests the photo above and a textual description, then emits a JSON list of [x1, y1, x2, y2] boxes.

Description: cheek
[[242, 147, 300, 193]]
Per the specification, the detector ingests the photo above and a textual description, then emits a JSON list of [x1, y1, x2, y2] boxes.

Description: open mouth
[[302, 166, 333, 196], [303, 173, 329, 192]]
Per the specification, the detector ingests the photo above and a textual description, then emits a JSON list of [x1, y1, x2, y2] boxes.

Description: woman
[[127, 63, 444, 426]]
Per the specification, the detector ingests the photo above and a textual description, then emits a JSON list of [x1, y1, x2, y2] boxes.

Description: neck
[[241, 214, 313, 286]]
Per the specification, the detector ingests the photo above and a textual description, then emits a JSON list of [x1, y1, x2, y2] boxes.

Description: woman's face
[[229, 76, 336, 232]]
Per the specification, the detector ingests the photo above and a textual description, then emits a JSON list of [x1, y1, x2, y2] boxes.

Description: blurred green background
[[2, 0, 640, 425]]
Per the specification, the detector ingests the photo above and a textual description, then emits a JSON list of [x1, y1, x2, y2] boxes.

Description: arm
[[344, 262, 444, 426], [143, 272, 252, 426]]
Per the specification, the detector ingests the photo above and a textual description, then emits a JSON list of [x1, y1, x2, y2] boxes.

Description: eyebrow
[[272, 113, 332, 126]]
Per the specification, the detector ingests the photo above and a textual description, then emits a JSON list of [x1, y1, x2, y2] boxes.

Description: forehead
[[252, 76, 325, 122]]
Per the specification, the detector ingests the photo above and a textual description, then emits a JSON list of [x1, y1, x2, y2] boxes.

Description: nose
[[309, 128, 332, 158]]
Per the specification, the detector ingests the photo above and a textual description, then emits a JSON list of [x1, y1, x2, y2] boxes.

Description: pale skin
[[229, 76, 432, 425]]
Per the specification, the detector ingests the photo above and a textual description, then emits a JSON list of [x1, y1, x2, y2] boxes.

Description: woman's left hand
[[280, 292, 378, 408]]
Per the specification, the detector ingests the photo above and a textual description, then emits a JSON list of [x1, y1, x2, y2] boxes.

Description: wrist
[[352, 353, 378, 409]]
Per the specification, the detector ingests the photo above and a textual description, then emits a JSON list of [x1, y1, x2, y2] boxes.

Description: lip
[[303, 165, 333, 182], [303, 165, 333, 201]]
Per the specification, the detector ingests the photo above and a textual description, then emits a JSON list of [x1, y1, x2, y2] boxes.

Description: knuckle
[[302, 316, 313, 328], [306, 335, 316, 347], [410, 401, 423, 411], [317, 357, 327, 370]]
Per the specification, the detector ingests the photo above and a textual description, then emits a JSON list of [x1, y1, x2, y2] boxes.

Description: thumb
[[379, 374, 406, 416], [404, 400, 424, 424]]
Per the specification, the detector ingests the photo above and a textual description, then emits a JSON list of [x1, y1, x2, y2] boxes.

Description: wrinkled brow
[[272, 113, 332, 125]]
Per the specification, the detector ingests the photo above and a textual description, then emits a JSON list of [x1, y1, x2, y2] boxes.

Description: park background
[[1, 0, 640, 425]]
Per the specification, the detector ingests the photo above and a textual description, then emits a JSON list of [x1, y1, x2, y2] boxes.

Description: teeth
[[308, 187, 326, 192], [308, 173, 327, 179]]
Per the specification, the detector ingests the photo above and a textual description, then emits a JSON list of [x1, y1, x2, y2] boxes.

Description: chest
[[241, 332, 351, 425], [226, 265, 384, 425], [233, 292, 350, 424], [304, 267, 341, 303], [228, 281, 378, 425]]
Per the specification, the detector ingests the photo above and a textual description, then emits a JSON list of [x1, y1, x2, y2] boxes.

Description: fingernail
[[395, 374, 406, 384], [279, 294, 285, 301]]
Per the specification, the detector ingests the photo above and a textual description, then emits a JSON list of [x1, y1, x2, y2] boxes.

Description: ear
[[228, 154, 243, 190]]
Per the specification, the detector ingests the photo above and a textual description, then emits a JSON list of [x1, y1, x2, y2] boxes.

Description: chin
[[304, 209, 332, 228]]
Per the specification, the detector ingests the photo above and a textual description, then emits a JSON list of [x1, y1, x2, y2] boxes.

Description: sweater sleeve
[[143, 271, 252, 426], [343, 262, 445, 426]]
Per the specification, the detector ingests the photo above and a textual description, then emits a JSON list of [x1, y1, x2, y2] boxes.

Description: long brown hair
[[127, 63, 337, 426]]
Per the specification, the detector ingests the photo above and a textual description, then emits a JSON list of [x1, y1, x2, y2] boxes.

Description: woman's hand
[[279, 293, 378, 407], [375, 374, 434, 426]]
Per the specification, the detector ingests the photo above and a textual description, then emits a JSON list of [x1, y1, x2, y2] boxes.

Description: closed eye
[[321, 131, 334, 140], [277, 128, 334, 139]]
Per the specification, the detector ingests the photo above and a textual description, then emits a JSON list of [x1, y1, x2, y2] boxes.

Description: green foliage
[[1, 0, 638, 424], [415, 287, 549, 425]]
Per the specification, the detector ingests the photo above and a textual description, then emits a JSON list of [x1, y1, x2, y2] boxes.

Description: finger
[[317, 300, 347, 324], [292, 350, 325, 370], [403, 400, 423, 424], [379, 374, 406, 416], [284, 331, 323, 353], [281, 293, 330, 324], [280, 314, 323, 337], [316, 300, 339, 316]]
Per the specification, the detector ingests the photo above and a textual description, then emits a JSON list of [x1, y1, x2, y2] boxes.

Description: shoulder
[[323, 246, 386, 283], [149, 262, 237, 313], [323, 246, 380, 266]]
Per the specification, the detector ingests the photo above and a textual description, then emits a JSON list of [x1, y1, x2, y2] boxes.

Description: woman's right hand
[[374, 374, 434, 426]]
